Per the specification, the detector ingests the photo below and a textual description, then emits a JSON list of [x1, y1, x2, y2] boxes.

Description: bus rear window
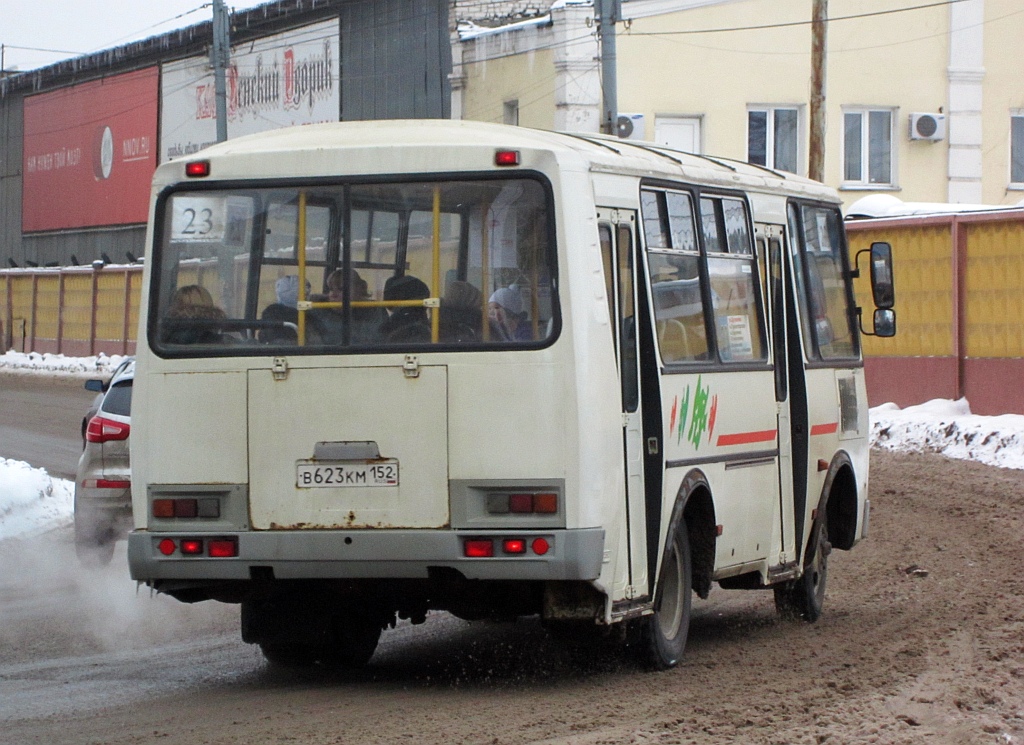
[[151, 177, 556, 354]]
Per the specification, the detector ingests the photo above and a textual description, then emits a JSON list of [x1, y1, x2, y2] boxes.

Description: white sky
[[2, 350, 1024, 541], [1, 0, 270, 72]]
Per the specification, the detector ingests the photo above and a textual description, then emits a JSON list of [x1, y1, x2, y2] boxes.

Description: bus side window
[[599, 223, 617, 353], [700, 196, 766, 363], [642, 188, 710, 363]]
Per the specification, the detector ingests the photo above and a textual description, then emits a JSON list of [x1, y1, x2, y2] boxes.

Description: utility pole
[[598, 0, 620, 136], [808, 0, 828, 182], [212, 0, 231, 143]]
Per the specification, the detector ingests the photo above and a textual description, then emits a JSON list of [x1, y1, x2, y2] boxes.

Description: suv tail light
[[85, 416, 130, 443]]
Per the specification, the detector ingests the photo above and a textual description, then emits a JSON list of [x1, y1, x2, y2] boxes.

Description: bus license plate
[[296, 460, 399, 488]]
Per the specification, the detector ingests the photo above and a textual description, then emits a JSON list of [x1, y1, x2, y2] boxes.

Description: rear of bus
[[127, 122, 613, 665]]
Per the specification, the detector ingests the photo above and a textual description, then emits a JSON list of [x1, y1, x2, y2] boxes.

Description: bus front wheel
[[637, 519, 692, 670], [775, 515, 831, 622]]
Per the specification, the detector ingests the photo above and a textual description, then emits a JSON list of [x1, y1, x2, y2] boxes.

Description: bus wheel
[[775, 516, 831, 622], [259, 643, 319, 667], [328, 613, 382, 667], [638, 520, 692, 670]]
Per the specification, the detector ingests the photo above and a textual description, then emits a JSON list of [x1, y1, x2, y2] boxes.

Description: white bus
[[128, 120, 895, 669]]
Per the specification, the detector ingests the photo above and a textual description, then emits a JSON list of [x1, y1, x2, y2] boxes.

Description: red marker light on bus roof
[[185, 160, 210, 178], [495, 150, 520, 167]]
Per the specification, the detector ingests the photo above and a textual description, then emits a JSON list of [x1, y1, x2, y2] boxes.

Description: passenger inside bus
[[315, 269, 389, 345], [439, 279, 485, 342], [163, 284, 226, 344], [379, 274, 431, 343], [259, 275, 311, 344], [488, 286, 532, 342]]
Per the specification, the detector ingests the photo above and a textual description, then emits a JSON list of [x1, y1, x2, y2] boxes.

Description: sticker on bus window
[[171, 196, 253, 245], [726, 315, 753, 359]]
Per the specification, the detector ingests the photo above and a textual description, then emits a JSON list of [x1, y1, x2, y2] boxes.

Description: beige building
[[451, 0, 1024, 210]]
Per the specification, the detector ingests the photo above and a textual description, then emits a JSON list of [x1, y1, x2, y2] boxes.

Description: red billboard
[[22, 67, 158, 232]]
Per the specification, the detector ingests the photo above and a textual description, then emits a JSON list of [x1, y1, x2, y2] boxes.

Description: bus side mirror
[[873, 308, 896, 337], [869, 242, 894, 310]]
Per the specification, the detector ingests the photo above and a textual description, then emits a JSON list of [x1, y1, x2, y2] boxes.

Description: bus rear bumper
[[127, 528, 605, 583]]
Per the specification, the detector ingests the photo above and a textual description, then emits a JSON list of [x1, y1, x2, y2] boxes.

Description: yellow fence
[[1, 266, 142, 357], [847, 209, 1024, 360]]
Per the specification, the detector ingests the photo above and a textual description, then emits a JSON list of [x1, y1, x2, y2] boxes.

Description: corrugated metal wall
[[965, 220, 1024, 358], [0, 94, 23, 266], [341, 0, 451, 120], [848, 223, 954, 358]]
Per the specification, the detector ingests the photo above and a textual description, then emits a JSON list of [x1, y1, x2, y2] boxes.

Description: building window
[[1011, 115, 1024, 186], [843, 109, 894, 186], [748, 107, 799, 173], [503, 100, 519, 126]]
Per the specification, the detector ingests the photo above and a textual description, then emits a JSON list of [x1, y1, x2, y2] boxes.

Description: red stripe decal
[[810, 422, 839, 436], [716, 429, 778, 447]]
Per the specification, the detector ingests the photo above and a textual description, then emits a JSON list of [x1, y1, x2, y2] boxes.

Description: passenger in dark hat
[[379, 274, 431, 342]]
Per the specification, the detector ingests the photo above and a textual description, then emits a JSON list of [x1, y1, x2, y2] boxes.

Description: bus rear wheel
[[258, 615, 381, 668], [637, 519, 692, 670], [775, 515, 831, 622]]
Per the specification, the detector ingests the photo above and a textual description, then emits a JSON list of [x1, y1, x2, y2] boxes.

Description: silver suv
[[74, 359, 134, 566]]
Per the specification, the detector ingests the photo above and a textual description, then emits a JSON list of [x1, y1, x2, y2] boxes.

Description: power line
[[625, 0, 969, 37], [90, 3, 213, 53]]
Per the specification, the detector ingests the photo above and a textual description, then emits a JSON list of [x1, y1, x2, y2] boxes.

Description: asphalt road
[[0, 372, 97, 479]]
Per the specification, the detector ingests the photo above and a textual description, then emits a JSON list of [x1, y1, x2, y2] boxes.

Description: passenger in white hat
[[488, 286, 532, 341]]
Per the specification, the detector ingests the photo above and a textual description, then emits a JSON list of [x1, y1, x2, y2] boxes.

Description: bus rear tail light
[[464, 537, 551, 557], [487, 492, 559, 515], [464, 539, 494, 558], [85, 416, 130, 443], [152, 498, 220, 519], [208, 538, 238, 558], [502, 539, 526, 554], [508, 493, 533, 513], [154, 537, 238, 557]]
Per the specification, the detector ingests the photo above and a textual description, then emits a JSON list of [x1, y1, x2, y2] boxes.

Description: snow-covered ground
[[2, 350, 1023, 542]]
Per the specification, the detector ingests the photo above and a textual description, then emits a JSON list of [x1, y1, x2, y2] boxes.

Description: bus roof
[[156, 119, 839, 204]]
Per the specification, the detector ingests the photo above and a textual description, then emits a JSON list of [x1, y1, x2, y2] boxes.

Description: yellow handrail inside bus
[[296, 191, 308, 346], [480, 199, 492, 341], [431, 187, 441, 343]]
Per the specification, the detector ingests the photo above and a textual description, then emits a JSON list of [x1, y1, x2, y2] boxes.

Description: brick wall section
[[454, 0, 552, 26]]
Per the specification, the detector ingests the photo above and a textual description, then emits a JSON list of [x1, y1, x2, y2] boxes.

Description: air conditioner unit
[[909, 113, 946, 141], [616, 113, 646, 141]]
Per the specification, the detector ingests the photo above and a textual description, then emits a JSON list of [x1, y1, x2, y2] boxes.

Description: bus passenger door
[[599, 210, 650, 600], [759, 224, 799, 567]]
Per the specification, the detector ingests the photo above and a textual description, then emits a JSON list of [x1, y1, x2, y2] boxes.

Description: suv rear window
[[101, 382, 132, 417]]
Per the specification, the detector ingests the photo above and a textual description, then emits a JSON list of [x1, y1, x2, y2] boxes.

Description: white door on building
[[654, 116, 702, 154]]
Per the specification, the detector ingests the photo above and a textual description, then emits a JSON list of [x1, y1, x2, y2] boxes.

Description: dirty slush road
[[1, 449, 1022, 745]]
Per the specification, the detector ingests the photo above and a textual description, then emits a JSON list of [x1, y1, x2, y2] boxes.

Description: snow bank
[[0, 350, 127, 377], [870, 398, 1024, 471], [0, 458, 74, 540]]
